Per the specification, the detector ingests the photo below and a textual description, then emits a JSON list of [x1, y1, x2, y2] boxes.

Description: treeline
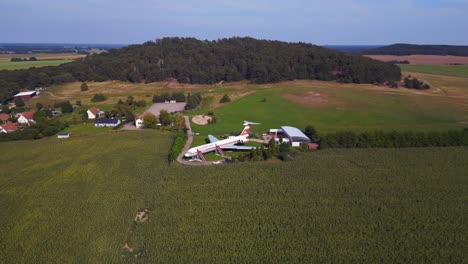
[[10, 57, 38, 62], [0, 37, 402, 101], [363, 44, 468, 56], [319, 130, 466, 149], [168, 130, 187, 162], [152, 92, 186, 103]]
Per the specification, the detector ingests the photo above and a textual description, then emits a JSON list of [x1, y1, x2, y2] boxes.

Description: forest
[[0, 37, 402, 101], [363, 44, 468, 56]]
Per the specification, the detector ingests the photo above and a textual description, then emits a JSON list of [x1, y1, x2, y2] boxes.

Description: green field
[[400, 64, 468, 78], [0, 59, 73, 70], [191, 87, 467, 136], [0, 130, 466, 262]]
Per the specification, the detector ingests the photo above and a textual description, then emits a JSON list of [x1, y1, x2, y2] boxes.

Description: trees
[[143, 113, 158, 128], [36, 102, 43, 110], [159, 109, 171, 126], [91, 93, 106, 102], [0, 37, 401, 99], [174, 114, 185, 130], [14, 97, 25, 107], [80, 82, 89, 91], [57, 101, 73, 113], [304, 125, 319, 141]]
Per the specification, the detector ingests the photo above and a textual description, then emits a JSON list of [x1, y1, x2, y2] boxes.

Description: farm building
[[17, 111, 35, 125], [269, 126, 311, 147], [57, 132, 70, 139], [14, 91, 37, 99], [0, 122, 17, 133], [87, 107, 101, 119], [95, 118, 120, 128]]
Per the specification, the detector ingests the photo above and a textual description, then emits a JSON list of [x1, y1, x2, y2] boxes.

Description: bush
[[219, 94, 231, 103], [80, 82, 89, 91], [91, 93, 106, 102]]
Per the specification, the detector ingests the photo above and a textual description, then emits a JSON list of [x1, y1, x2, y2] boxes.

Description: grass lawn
[[0, 59, 73, 70], [191, 86, 467, 135], [0, 130, 466, 262], [400, 64, 468, 78]]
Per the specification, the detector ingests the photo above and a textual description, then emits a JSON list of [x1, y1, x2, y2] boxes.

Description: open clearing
[[0, 130, 466, 262], [366, 54, 468, 65], [0, 59, 73, 70], [190, 80, 467, 135], [400, 64, 468, 78]]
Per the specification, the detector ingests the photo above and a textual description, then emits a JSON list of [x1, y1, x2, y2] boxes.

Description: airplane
[[185, 121, 260, 158]]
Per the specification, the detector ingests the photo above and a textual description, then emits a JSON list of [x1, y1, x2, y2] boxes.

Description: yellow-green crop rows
[[0, 130, 466, 262]]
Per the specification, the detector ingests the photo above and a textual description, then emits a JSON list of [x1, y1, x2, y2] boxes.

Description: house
[[57, 132, 70, 139], [0, 113, 9, 123], [135, 112, 152, 128], [95, 118, 120, 127], [0, 122, 18, 133], [17, 111, 35, 125], [87, 107, 100, 119], [13, 91, 37, 99]]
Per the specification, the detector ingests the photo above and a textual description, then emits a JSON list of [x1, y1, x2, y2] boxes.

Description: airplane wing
[[220, 145, 257, 150], [208, 135, 219, 143]]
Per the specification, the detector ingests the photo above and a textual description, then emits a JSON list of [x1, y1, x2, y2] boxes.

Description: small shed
[[57, 132, 70, 139]]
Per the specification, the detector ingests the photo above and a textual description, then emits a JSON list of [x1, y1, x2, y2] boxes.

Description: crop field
[[0, 53, 86, 61], [0, 59, 73, 70], [400, 64, 468, 78], [0, 130, 466, 262], [366, 54, 468, 65]]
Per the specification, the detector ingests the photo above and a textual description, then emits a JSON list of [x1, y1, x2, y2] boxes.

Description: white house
[[135, 113, 152, 128], [17, 111, 35, 125], [87, 107, 100, 119], [95, 118, 121, 127]]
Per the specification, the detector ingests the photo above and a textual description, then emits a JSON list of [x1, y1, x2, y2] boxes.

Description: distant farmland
[[0, 59, 73, 70], [400, 64, 468, 78], [365, 54, 468, 65]]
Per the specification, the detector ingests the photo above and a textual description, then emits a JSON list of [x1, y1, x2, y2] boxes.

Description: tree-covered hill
[[0, 37, 401, 101], [363, 44, 468, 56]]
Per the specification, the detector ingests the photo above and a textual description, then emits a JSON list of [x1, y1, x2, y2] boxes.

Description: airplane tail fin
[[239, 121, 260, 136], [240, 124, 251, 136]]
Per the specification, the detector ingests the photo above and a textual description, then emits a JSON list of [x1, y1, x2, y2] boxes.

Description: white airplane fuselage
[[185, 135, 249, 158]]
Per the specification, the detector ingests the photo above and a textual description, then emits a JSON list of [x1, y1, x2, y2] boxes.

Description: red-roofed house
[[17, 111, 35, 125], [0, 122, 18, 133], [87, 107, 100, 119], [0, 113, 9, 123]]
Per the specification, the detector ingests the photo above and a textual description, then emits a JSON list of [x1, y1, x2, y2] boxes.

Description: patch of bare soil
[[365, 55, 468, 65], [283, 91, 348, 108], [135, 209, 149, 222], [192, 115, 212, 125]]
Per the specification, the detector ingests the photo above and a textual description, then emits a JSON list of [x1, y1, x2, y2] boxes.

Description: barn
[[269, 126, 311, 147], [14, 91, 37, 99]]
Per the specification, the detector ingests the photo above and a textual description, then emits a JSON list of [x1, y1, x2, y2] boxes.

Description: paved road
[[176, 116, 213, 166]]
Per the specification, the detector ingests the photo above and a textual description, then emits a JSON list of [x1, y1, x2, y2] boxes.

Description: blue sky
[[2, 0, 467, 45]]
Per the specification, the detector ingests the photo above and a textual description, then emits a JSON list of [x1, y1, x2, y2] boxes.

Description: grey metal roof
[[95, 118, 119, 124], [281, 126, 310, 141]]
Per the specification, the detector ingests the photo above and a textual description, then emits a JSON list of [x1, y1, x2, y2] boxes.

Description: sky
[[2, 0, 467, 45]]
